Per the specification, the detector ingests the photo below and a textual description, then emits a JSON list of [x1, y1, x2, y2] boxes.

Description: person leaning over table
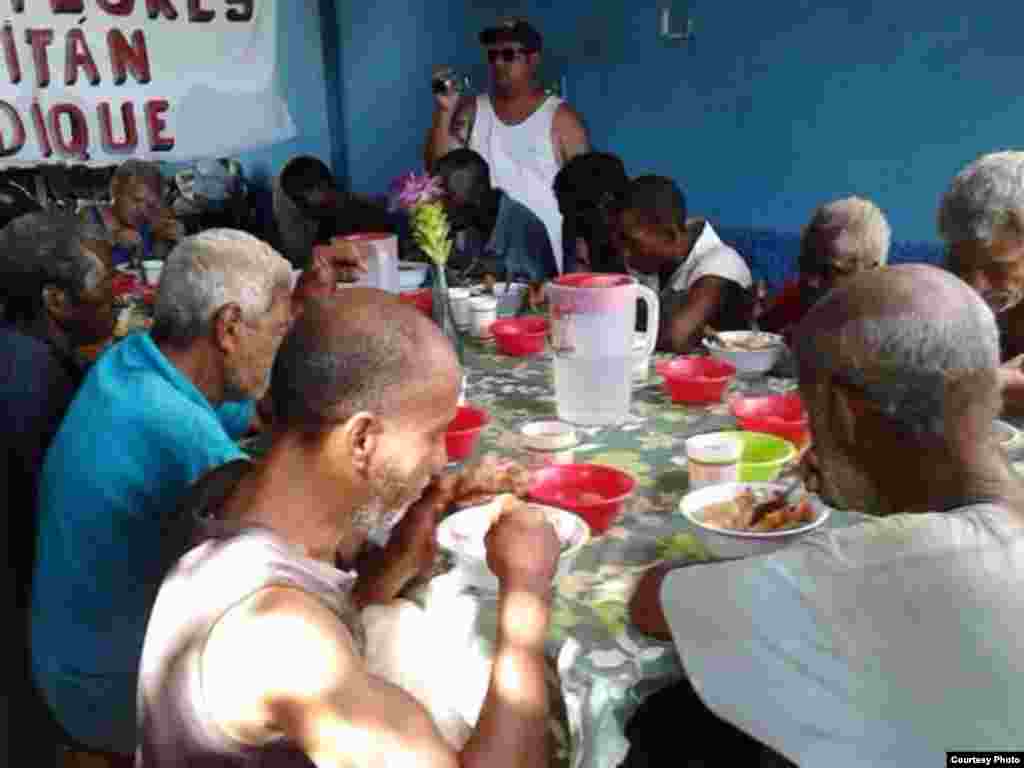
[[553, 151, 630, 274], [627, 265, 1024, 768], [77, 159, 184, 268], [759, 196, 890, 342], [435, 148, 558, 282], [939, 150, 1024, 414], [424, 17, 590, 272], [136, 288, 561, 768], [272, 154, 397, 270], [30, 230, 293, 761], [614, 175, 753, 353]]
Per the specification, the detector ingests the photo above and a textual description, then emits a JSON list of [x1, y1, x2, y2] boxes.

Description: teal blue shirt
[[30, 331, 253, 754]]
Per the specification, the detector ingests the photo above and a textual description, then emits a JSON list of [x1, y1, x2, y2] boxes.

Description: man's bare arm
[[552, 103, 590, 167], [425, 96, 476, 173], [204, 553, 553, 767], [658, 275, 731, 354], [629, 562, 676, 641]]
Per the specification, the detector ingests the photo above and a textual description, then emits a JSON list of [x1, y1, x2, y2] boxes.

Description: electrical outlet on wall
[[659, 4, 695, 45]]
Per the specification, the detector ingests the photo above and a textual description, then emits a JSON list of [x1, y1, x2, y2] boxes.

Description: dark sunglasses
[[486, 47, 533, 63]]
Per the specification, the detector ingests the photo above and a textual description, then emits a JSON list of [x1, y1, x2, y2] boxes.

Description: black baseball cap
[[479, 18, 542, 52]]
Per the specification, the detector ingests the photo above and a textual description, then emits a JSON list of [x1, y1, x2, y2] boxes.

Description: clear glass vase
[[431, 263, 464, 365]]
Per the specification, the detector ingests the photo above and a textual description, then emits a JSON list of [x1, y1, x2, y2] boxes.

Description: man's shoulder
[[52, 336, 236, 471], [679, 222, 752, 290], [498, 191, 545, 227]]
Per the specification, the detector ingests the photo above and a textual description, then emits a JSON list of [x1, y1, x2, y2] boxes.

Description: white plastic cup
[[141, 260, 163, 286], [469, 296, 497, 338], [685, 433, 742, 489], [449, 287, 472, 331]]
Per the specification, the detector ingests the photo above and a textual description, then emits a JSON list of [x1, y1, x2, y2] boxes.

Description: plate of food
[[436, 493, 589, 592], [703, 329, 786, 376], [679, 481, 830, 558]]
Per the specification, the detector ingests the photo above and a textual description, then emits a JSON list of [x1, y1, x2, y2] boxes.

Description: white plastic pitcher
[[547, 273, 659, 425], [332, 233, 400, 294]]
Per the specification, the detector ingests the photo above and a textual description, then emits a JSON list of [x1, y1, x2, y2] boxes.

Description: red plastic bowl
[[400, 288, 433, 318], [446, 405, 490, 462], [527, 463, 636, 534], [730, 392, 810, 447], [491, 317, 549, 356], [658, 356, 736, 404]]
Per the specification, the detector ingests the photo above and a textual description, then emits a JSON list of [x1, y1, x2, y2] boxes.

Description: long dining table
[[410, 335, 902, 768], [103, 274, 1024, 768]]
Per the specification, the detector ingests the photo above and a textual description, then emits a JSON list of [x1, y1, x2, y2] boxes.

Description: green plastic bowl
[[717, 430, 797, 481]]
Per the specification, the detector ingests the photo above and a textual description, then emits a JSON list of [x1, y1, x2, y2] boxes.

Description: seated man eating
[[939, 150, 1024, 412], [759, 196, 890, 340], [31, 230, 293, 759], [137, 289, 560, 768], [436, 148, 558, 282], [628, 265, 1023, 765], [615, 175, 753, 352]]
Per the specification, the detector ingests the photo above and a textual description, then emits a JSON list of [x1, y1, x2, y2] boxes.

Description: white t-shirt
[[661, 504, 1024, 767], [661, 219, 752, 298]]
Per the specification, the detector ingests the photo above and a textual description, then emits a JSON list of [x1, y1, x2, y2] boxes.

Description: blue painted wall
[[333, 0, 1022, 243], [236, 4, 334, 191]]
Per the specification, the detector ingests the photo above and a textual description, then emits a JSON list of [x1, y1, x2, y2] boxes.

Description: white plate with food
[[679, 481, 830, 559], [437, 494, 589, 592], [703, 330, 786, 376]]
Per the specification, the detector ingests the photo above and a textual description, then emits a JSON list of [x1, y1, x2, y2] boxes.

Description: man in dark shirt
[[272, 155, 396, 269], [0, 212, 117, 387], [435, 148, 558, 282]]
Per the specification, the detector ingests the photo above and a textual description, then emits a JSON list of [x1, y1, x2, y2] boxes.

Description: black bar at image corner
[[947, 753, 1024, 766]]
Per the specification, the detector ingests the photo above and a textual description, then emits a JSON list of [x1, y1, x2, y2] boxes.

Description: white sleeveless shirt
[[470, 93, 565, 272]]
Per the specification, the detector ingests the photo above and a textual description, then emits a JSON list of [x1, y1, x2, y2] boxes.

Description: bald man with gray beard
[[137, 289, 561, 768], [629, 265, 1024, 767]]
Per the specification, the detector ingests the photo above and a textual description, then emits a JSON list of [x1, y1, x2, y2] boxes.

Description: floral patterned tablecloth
[[419, 337, 872, 768]]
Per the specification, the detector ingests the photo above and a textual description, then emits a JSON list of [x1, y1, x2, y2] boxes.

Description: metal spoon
[[749, 476, 802, 526]]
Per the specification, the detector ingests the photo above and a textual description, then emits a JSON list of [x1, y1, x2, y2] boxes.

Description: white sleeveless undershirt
[[470, 93, 564, 272]]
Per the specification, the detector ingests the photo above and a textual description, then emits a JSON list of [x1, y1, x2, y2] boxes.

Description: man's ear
[[828, 381, 866, 450], [42, 285, 72, 322], [213, 303, 244, 355], [332, 412, 380, 478]]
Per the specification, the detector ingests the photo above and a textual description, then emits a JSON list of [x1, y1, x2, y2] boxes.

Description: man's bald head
[[271, 288, 459, 430], [794, 264, 1000, 437]]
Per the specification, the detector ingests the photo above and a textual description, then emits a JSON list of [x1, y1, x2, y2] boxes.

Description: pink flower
[[388, 171, 444, 211]]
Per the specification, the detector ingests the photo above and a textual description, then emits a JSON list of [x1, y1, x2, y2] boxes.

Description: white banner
[[0, 0, 296, 165]]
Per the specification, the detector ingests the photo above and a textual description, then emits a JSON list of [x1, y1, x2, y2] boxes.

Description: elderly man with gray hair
[[628, 265, 1023, 766], [31, 229, 293, 761], [939, 150, 1024, 410], [760, 195, 891, 339]]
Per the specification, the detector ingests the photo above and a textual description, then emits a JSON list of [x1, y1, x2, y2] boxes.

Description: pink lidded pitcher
[[546, 273, 659, 425]]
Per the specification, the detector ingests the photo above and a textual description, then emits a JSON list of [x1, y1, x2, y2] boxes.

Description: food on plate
[[435, 454, 531, 511], [714, 332, 780, 351], [700, 487, 815, 532]]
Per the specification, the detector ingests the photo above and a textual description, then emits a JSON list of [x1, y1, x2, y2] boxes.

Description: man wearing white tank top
[[425, 18, 590, 273]]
